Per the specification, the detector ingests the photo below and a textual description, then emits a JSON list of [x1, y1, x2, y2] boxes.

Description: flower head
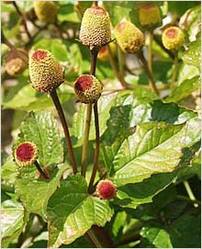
[[29, 49, 64, 93], [162, 26, 185, 50], [114, 20, 144, 54], [13, 142, 38, 167], [79, 6, 111, 49], [74, 74, 103, 104], [34, 1, 58, 24], [96, 180, 117, 200]]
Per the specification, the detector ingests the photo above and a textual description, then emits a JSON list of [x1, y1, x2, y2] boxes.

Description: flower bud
[[114, 20, 144, 54], [96, 180, 117, 200], [13, 142, 38, 167], [79, 6, 111, 49], [74, 74, 103, 104], [5, 48, 28, 76], [29, 49, 64, 93], [162, 26, 185, 50], [34, 1, 58, 24], [138, 3, 162, 29]]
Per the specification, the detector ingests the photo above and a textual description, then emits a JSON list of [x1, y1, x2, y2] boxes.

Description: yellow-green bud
[[114, 20, 145, 54], [5, 48, 28, 76], [74, 74, 103, 104], [29, 49, 64, 93], [162, 26, 185, 50], [34, 1, 58, 24], [138, 3, 161, 29], [79, 6, 111, 50]]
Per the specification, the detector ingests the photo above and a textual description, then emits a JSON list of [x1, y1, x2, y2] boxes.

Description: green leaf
[[58, 4, 80, 23], [140, 225, 173, 248], [116, 172, 176, 209], [182, 39, 201, 69], [169, 214, 201, 248], [112, 117, 200, 186], [1, 157, 18, 190], [3, 84, 73, 111], [47, 175, 113, 247], [165, 76, 200, 103], [15, 166, 66, 218], [1, 200, 27, 248], [17, 112, 63, 166]]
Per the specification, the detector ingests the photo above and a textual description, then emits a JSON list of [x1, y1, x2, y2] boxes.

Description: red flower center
[[90, 6, 106, 16], [75, 75, 93, 92], [32, 50, 48, 61], [166, 28, 177, 39], [98, 181, 116, 199], [117, 22, 127, 32], [16, 143, 35, 162]]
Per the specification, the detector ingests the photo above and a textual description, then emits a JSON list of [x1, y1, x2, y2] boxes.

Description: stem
[[34, 161, 49, 179], [171, 55, 178, 88], [12, 1, 32, 40], [81, 103, 92, 177], [147, 31, 153, 78], [1, 30, 15, 49], [50, 89, 77, 174], [88, 102, 100, 193], [108, 44, 130, 89], [138, 51, 159, 96], [86, 229, 102, 247], [183, 180, 198, 208]]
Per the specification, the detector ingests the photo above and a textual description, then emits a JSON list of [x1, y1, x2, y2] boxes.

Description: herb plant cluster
[[1, 1, 201, 248]]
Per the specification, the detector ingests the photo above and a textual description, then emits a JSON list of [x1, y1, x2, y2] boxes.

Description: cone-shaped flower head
[[34, 1, 58, 23], [96, 180, 117, 200], [79, 6, 111, 49], [29, 49, 64, 93], [138, 3, 162, 29], [74, 74, 103, 104], [162, 26, 185, 50], [13, 142, 38, 167], [5, 48, 28, 76], [114, 20, 144, 54]]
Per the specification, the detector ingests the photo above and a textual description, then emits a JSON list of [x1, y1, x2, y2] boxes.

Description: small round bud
[[138, 3, 162, 29], [34, 1, 58, 24], [29, 49, 64, 93], [74, 74, 103, 104], [13, 142, 38, 167], [79, 6, 111, 50], [162, 26, 185, 50], [5, 48, 28, 76], [97, 42, 116, 61], [114, 20, 144, 54], [96, 180, 117, 200]]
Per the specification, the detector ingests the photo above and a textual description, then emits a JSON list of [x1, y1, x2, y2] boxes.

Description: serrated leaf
[[1, 157, 18, 189], [15, 166, 66, 218], [47, 175, 113, 247], [17, 112, 63, 166], [112, 117, 200, 186], [1, 200, 27, 248], [182, 39, 201, 69], [165, 76, 200, 103]]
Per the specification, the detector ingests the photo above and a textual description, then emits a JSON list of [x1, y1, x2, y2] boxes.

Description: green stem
[[171, 55, 178, 88], [138, 51, 159, 96], [147, 31, 153, 77], [50, 89, 77, 174], [88, 102, 100, 193], [86, 229, 103, 247], [108, 45, 129, 88], [81, 103, 92, 177], [183, 180, 199, 208]]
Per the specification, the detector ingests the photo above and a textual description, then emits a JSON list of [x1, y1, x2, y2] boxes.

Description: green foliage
[[1, 1, 201, 248]]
